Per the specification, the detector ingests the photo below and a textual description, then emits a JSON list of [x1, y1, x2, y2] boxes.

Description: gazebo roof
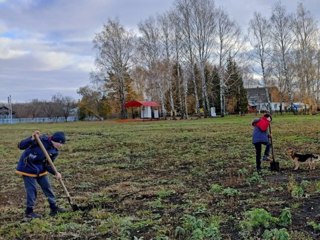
[[125, 100, 160, 108]]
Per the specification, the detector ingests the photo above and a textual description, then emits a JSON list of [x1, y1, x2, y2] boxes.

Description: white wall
[[141, 106, 152, 118]]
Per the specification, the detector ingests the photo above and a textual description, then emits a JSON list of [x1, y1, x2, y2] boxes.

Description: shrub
[[291, 185, 304, 198], [307, 221, 320, 231], [262, 228, 290, 240], [209, 184, 240, 197], [174, 214, 222, 240], [222, 187, 240, 197], [157, 189, 176, 198], [238, 168, 249, 177], [315, 181, 320, 193], [240, 208, 277, 238], [278, 208, 292, 227], [240, 207, 293, 239], [209, 183, 223, 194], [246, 172, 264, 185]]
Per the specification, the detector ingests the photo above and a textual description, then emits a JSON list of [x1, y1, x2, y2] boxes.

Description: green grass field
[[0, 114, 320, 239]]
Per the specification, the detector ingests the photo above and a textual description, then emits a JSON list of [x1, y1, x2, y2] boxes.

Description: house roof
[[125, 100, 160, 108], [0, 106, 9, 110], [0, 105, 11, 115], [246, 87, 269, 105]]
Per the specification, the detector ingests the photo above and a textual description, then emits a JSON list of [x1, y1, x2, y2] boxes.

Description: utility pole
[[8, 95, 12, 124]]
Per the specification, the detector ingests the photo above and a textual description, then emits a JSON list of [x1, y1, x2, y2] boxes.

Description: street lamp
[[8, 95, 12, 124]]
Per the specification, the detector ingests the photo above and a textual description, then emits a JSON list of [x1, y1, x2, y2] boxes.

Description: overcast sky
[[0, 0, 319, 103]]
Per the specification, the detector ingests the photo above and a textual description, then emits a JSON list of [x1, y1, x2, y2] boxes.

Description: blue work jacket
[[16, 135, 59, 177], [252, 126, 269, 144], [251, 118, 270, 144]]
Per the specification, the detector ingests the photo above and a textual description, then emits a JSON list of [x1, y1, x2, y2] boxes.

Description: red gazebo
[[125, 100, 160, 119]]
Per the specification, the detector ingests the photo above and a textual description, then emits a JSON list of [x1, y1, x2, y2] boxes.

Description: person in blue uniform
[[16, 130, 67, 218]]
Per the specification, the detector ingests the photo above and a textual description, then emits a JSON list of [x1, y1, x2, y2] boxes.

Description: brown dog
[[287, 148, 319, 170]]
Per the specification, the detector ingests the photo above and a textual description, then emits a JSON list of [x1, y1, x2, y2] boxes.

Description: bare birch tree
[[138, 17, 168, 117], [158, 12, 176, 118], [168, 11, 188, 118], [248, 12, 272, 112], [190, 0, 216, 116], [316, 48, 320, 105], [92, 19, 134, 119], [270, 2, 295, 111], [175, 0, 200, 115], [292, 3, 318, 101], [215, 7, 243, 116]]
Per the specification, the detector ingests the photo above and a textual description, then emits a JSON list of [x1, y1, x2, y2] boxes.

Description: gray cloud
[[0, 0, 175, 103], [0, 0, 319, 103]]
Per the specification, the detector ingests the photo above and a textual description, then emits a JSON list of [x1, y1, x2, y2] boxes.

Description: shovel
[[34, 134, 79, 211], [269, 124, 280, 171]]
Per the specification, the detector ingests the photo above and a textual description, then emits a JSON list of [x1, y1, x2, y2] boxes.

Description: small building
[[246, 87, 285, 112], [125, 100, 160, 119], [0, 106, 14, 118]]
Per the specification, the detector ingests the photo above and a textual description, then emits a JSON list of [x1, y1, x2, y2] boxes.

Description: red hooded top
[[255, 116, 270, 132]]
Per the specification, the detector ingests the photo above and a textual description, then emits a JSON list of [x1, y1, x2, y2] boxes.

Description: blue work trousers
[[23, 175, 56, 209]]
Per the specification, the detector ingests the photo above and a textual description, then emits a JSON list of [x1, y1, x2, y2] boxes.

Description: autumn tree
[[106, 71, 139, 113], [77, 86, 104, 120]]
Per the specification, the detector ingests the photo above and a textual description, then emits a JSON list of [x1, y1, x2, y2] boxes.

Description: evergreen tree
[[210, 66, 221, 114], [225, 57, 248, 114]]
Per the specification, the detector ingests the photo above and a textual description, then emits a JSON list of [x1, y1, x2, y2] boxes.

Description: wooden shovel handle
[[34, 134, 58, 174], [269, 124, 276, 162], [34, 134, 71, 200]]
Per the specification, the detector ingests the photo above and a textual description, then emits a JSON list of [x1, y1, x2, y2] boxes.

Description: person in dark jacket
[[252, 113, 272, 172], [16, 130, 67, 219]]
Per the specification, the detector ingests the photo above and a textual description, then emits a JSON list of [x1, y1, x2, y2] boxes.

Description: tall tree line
[[11, 94, 77, 121], [81, 0, 320, 119], [248, 2, 320, 112]]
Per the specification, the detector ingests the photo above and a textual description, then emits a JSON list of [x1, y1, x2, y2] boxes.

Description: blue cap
[[51, 132, 66, 144]]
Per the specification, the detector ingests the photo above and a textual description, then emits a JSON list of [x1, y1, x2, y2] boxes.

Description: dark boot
[[25, 207, 41, 219], [49, 203, 67, 216]]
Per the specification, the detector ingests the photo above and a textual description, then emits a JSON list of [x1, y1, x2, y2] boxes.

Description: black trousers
[[254, 142, 271, 171]]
